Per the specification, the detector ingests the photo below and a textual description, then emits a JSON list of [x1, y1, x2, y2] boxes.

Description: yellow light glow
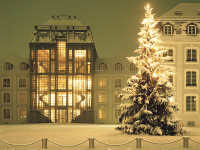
[[153, 73, 157, 78], [147, 4, 150, 9]]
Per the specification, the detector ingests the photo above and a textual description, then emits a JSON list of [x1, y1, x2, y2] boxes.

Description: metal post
[[42, 138, 48, 149], [183, 136, 189, 148], [89, 137, 94, 149], [136, 137, 142, 148]]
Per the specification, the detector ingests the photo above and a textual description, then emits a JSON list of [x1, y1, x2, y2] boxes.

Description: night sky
[[0, 0, 199, 58]]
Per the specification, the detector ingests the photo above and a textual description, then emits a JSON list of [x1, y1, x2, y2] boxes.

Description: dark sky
[[0, 0, 199, 58]]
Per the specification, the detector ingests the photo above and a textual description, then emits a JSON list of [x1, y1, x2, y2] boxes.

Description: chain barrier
[[94, 138, 136, 146], [142, 138, 182, 145], [0, 139, 41, 146], [189, 138, 200, 144], [48, 139, 89, 147]]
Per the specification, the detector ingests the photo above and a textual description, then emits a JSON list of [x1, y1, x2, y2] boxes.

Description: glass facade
[[31, 41, 94, 123]]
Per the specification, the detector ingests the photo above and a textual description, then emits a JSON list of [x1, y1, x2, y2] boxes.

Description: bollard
[[89, 137, 94, 149], [42, 138, 48, 149], [136, 137, 142, 149], [183, 136, 189, 148]]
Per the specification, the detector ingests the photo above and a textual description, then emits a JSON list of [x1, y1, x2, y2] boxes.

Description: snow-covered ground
[[0, 123, 200, 150]]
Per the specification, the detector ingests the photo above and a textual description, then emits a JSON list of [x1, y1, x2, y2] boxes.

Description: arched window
[[99, 63, 106, 71], [187, 24, 197, 35], [163, 25, 173, 35], [186, 71, 196, 86], [4, 62, 13, 70], [115, 63, 122, 71], [130, 63, 137, 71], [20, 62, 29, 71]]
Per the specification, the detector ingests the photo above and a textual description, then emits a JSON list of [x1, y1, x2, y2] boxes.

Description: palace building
[[1, 3, 200, 126]]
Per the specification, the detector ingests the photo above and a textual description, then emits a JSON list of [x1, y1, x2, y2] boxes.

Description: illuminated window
[[37, 50, 50, 73], [99, 109, 106, 119], [68, 92, 72, 106], [114, 93, 121, 103], [20, 62, 28, 71], [3, 108, 10, 119], [114, 109, 121, 119], [187, 25, 196, 35], [186, 71, 196, 86], [51, 61, 55, 73], [31, 50, 35, 59], [18, 108, 27, 119], [51, 92, 55, 106], [115, 79, 122, 87], [115, 63, 122, 71], [88, 76, 92, 90], [163, 49, 173, 62], [88, 50, 91, 60], [74, 50, 86, 73], [186, 96, 196, 111], [4, 62, 13, 70], [69, 50, 72, 59], [99, 63, 106, 71], [3, 78, 10, 87], [32, 76, 35, 89], [51, 76, 55, 90], [99, 78, 106, 88], [69, 61, 72, 73], [88, 62, 91, 73], [19, 78, 26, 87], [186, 49, 197, 62], [3, 93, 10, 103], [31, 62, 36, 73], [51, 50, 55, 59], [163, 25, 172, 35], [99, 92, 106, 103], [130, 63, 137, 71], [58, 75, 66, 89], [19, 93, 26, 104], [57, 92, 66, 106], [51, 107, 55, 123]]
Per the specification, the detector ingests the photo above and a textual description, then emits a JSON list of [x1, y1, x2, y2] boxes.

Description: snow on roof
[[43, 15, 84, 26], [158, 3, 200, 20]]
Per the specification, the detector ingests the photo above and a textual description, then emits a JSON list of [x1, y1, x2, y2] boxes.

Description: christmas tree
[[116, 4, 185, 135]]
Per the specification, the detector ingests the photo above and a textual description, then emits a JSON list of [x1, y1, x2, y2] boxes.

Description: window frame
[[98, 108, 107, 119], [98, 77, 107, 88], [114, 78, 123, 88], [98, 91, 107, 103], [185, 47, 199, 64], [4, 62, 13, 71], [115, 63, 122, 71], [2, 92, 11, 104], [99, 63, 106, 71], [163, 25, 173, 36], [184, 94, 198, 114], [2, 77, 11, 88], [113, 108, 121, 120], [18, 108, 27, 120], [18, 92, 27, 104], [162, 47, 175, 64], [130, 63, 137, 71], [18, 77, 27, 88], [2, 108, 11, 120], [184, 69, 199, 89], [187, 24, 197, 36]]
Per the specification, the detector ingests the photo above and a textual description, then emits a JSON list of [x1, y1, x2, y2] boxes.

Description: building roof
[[42, 15, 84, 26], [158, 3, 200, 21]]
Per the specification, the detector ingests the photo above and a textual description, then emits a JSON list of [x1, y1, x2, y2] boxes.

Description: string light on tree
[[116, 4, 185, 135]]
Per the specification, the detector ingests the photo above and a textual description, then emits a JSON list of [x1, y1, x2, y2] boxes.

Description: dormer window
[[187, 24, 197, 36], [163, 25, 172, 35], [115, 63, 122, 71], [4, 62, 13, 70], [20, 62, 29, 71], [99, 63, 106, 71], [174, 10, 182, 15], [130, 63, 137, 71]]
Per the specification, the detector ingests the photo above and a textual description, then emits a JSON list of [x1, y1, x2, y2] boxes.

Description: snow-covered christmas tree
[[116, 4, 185, 135]]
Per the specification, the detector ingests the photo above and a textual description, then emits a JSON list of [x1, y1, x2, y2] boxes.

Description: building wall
[[0, 54, 29, 124], [94, 53, 137, 124]]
